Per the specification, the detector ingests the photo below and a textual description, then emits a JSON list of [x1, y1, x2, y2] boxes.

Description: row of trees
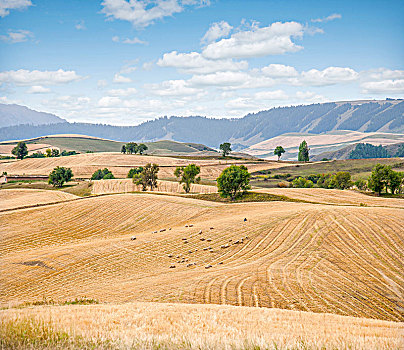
[[121, 142, 148, 155], [291, 172, 352, 190], [367, 164, 403, 195]]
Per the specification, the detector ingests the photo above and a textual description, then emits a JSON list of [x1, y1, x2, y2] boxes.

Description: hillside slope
[[1, 192, 403, 322], [0, 104, 65, 127], [0, 99, 403, 146]]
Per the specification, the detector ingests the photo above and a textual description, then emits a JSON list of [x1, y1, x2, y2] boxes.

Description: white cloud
[[112, 35, 147, 44], [107, 87, 137, 96], [0, 69, 84, 86], [202, 21, 304, 59], [0, 0, 32, 17], [295, 91, 327, 102], [101, 0, 209, 28], [261, 64, 298, 78], [364, 68, 404, 81], [75, 20, 86, 30], [301, 67, 359, 86], [113, 73, 132, 83], [201, 21, 233, 44], [147, 79, 202, 96], [255, 90, 288, 100], [361, 80, 404, 94], [97, 79, 108, 88], [189, 71, 251, 87], [0, 29, 34, 43], [311, 13, 342, 23], [142, 61, 154, 70], [43, 95, 91, 111], [123, 37, 147, 45], [157, 51, 248, 74], [98, 96, 122, 107], [27, 85, 51, 94]]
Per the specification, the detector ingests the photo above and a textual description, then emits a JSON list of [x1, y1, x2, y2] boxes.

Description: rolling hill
[[0, 103, 65, 127], [0, 99, 403, 148], [1, 192, 403, 323], [244, 130, 404, 160]]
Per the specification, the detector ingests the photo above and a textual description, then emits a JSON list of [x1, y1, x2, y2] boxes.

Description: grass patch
[[188, 191, 303, 203], [61, 181, 93, 197], [0, 318, 112, 350], [8, 297, 100, 310]]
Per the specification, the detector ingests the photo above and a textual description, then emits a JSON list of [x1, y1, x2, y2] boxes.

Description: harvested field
[[0, 152, 289, 179], [1, 193, 403, 322], [1, 302, 403, 349], [255, 187, 404, 208], [0, 143, 56, 156], [91, 178, 217, 195], [0, 189, 79, 211]]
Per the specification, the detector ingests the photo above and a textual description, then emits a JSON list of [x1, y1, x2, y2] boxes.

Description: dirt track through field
[[1, 191, 403, 322]]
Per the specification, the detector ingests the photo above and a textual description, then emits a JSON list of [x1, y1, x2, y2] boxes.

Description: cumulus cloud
[[0, 29, 34, 43], [300, 67, 359, 86], [43, 95, 91, 111], [157, 51, 248, 74], [107, 87, 137, 96], [202, 21, 304, 59], [311, 13, 342, 23], [113, 73, 132, 83], [201, 21, 233, 44], [27, 85, 51, 94], [295, 91, 327, 102], [101, 0, 209, 28], [98, 96, 122, 107], [261, 64, 298, 78], [0, 69, 84, 86], [364, 68, 404, 81], [146, 79, 202, 96], [255, 90, 288, 100], [361, 80, 404, 94], [0, 0, 32, 17]]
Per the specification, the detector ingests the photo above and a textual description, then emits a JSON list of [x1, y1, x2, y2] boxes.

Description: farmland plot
[[1, 192, 403, 322]]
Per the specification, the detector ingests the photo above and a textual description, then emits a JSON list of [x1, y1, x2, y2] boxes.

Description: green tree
[[137, 143, 148, 155], [134, 163, 159, 191], [126, 142, 138, 154], [298, 140, 310, 162], [219, 142, 232, 157], [216, 165, 251, 200], [291, 177, 314, 188], [48, 166, 73, 187], [354, 179, 367, 191], [329, 171, 353, 190], [121, 145, 127, 154], [274, 146, 285, 161], [45, 149, 52, 157], [368, 164, 390, 195], [388, 169, 403, 194], [91, 168, 115, 180], [11, 141, 28, 160], [127, 167, 144, 178], [51, 149, 60, 157], [174, 164, 201, 193]]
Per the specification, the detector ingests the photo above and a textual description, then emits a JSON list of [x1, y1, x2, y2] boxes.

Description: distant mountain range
[[0, 100, 403, 150], [0, 104, 66, 127]]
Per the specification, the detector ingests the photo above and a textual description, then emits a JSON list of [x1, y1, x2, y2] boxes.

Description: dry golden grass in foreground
[[2, 192, 403, 322], [91, 178, 217, 195], [0, 152, 289, 179], [0, 188, 79, 211], [1, 302, 403, 349]]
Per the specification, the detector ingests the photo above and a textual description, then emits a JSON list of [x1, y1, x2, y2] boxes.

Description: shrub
[[277, 182, 288, 188], [48, 167, 73, 187], [91, 168, 115, 180]]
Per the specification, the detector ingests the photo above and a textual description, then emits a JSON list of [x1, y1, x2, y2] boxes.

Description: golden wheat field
[[0, 188, 79, 211], [0, 152, 288, 179], [2, 191, 403, 324], [2, 302, 403, 349], [91, 178, 218, 195], [256, 187, 404, 208]]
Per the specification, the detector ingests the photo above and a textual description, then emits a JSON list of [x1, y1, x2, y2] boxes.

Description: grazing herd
[[130, 219, 249, 270]]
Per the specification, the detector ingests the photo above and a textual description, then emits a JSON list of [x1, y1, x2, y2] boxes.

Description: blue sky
[[0, 0, 403, 125]]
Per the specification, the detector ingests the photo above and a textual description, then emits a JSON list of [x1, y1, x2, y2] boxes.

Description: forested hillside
[[0, 100, 402, 147]]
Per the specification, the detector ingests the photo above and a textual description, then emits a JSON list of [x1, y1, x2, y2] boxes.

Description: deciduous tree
[[274, 146, 285, 161], [12, 141, 28, 160], [217, 165, 250, 200], [219, 142, 232, 157], [174, 164, 201, 193], [48, 166, 73, 187]]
